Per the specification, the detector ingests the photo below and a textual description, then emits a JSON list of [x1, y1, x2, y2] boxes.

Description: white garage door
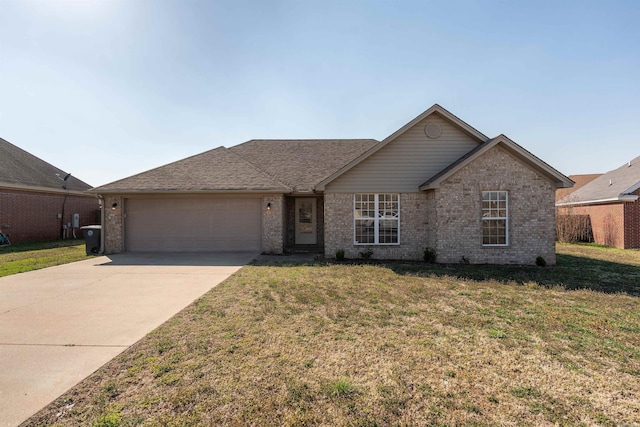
[[125, 198, 262, 252]]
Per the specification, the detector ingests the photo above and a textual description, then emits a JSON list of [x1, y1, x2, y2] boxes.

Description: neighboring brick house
[[556, 157, 640, 249], [0, 137, 99, 243], [92, 104, 572, 264]]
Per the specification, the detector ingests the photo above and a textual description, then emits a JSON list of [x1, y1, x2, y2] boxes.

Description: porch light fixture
[[266, 202, 272, 211], [111, 202, 118, 210]]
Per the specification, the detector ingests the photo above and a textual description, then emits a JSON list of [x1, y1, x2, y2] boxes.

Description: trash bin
[[80, 225, 101, 255]]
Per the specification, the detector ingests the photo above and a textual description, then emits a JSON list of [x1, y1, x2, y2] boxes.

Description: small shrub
[[535, 256, 547, 267], [460, 255, 470, 264], [335, 249, 345, 261], [359, 248, 373, 260], [423, 247, 437, 263]]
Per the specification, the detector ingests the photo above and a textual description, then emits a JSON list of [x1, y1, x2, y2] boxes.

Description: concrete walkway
[[0, 252, 256, 427]]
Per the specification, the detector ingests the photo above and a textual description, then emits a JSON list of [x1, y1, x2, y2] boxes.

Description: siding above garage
[[324, 112, 481, 193]]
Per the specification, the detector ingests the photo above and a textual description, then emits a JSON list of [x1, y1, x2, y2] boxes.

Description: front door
[[295, 198, 317, 245]]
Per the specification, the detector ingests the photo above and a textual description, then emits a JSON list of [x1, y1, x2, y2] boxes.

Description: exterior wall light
[[111, 202, 118, 210], [266, 202, 272, 210]]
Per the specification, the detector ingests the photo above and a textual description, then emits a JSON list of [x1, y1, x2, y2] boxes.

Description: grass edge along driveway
[[25, 243, 640, 426], [0, 239, 90, 278]]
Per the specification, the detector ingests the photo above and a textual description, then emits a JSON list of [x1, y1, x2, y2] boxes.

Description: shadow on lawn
[[384, 254, 640, 297], [254, 253, 640, 297]]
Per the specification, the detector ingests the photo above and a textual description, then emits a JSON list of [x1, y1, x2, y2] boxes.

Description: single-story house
[[0, 137, 99, 243], [556, 156, 640, 248], [92, 104, 573, 264]]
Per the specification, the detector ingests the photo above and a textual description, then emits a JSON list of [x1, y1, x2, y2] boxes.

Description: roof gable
[[315, 104, 488, 190], [556, 155, 640, 206], [419, 135, 574, 190], [0, 137, 92, 192]]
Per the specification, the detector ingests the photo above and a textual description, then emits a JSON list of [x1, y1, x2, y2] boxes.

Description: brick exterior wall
[[324, 192, 432, 260], [104, 195, 124, 253], [624, 189, 640, 249], [0, 188, 99, 243], [558, 189, 640, 249], [262, 194, 284, 254], [324, 145, 557, 265], [435, 146, 556, 265], [557, 204, 625, 248]]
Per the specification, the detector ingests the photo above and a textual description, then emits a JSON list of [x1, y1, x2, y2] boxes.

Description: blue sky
[[1, 0, 638, 187]]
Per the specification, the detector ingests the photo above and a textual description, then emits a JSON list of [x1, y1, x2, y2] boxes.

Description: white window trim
[[482, 191, 509, 247], [353, 193, 401, 245]]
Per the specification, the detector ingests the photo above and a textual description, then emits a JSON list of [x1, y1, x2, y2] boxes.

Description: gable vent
[[425, 123, 442, 139]]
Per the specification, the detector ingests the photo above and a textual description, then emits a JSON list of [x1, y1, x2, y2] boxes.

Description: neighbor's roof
[[93, 139, 378, 194], [555, 174, 602, 202], [419, 135, 574, 190], [0, 137, 92, 193], [556, 156, 640, 206]]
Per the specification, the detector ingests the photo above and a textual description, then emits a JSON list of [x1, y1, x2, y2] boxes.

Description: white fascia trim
[[556, 195, 639, 207]]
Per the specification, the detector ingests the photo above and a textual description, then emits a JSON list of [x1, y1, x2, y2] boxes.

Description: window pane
[[355, 219, 375, 244]]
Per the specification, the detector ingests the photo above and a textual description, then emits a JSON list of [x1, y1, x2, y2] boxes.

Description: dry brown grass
[[26, 244, 640, 426]]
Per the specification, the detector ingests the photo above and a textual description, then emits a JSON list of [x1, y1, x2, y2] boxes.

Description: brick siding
[[262, 194, 284, 254], [324, 145, 557, 265], [557, 204, 625, 248], [435, 146, 556, 265], [624, 189, 640, 248], [0, 188, 99, 243], [104, 195, 124, 253], [324, 192, 433, 260], [558, 187, 640, 249]]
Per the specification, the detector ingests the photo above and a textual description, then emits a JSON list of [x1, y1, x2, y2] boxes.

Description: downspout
[[98, 194, 105, 254]]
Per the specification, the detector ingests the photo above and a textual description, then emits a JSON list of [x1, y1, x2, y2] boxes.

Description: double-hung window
[[482, 191, 508, 246], [354, 194, 400, 244]]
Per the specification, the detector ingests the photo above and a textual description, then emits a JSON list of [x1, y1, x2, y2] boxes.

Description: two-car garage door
[[125, 198, 262, 252]]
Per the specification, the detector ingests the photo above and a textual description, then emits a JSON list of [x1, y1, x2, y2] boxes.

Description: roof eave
[[93, 188, 290, 196], [0, 182, 94, 196], [556, 195, 639, 207]]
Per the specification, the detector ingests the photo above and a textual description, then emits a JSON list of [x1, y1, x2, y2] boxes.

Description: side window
[[482, 191, 508, 246]]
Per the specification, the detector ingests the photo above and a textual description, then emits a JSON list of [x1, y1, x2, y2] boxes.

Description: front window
[[354, 194, 399, 245], [482, 191, 508, 246]]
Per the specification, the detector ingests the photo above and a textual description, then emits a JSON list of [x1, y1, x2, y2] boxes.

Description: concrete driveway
[[0, 252, 256, 427]]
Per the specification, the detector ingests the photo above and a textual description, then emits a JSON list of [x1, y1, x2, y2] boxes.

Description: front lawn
[[0, 239, 90, 278], [27, 243, 640, 426]]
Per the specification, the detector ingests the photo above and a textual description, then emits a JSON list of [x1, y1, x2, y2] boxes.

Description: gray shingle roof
[[93, 147, 291, 193], [557, 156, 640, 204], [93, 139, 378, 193], [0, 137, 92, 191], [229, 139, 378, 192]]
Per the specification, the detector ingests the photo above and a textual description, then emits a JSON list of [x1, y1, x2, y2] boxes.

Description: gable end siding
[[325, 113, 481, 193], [434, 145, 557, 265]]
